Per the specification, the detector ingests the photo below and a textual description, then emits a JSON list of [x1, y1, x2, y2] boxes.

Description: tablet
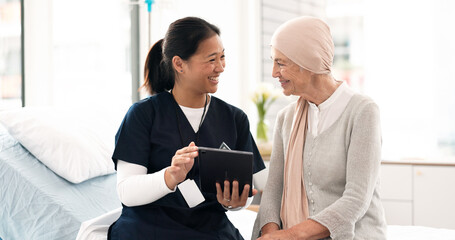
[[197, 147, 253, 197]]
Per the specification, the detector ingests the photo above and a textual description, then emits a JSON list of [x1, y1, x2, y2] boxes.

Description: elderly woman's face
[[271, 47, 310, 96]]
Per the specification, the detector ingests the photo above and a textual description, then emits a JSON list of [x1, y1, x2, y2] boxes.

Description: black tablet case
[[197, 147, 253, 197]]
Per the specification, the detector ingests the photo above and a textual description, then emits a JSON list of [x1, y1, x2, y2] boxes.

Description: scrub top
[[108, 91, 265, 240]]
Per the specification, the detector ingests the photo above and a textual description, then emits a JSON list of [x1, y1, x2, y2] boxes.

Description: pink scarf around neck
[[280, 97, 310, 229]]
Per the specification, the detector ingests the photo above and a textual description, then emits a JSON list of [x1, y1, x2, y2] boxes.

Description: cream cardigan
[[252, 94, 387, 240]]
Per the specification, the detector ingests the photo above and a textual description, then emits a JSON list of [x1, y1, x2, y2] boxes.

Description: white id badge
[[178, 179, 205, 208]]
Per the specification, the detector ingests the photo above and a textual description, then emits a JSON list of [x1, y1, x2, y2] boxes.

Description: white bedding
[[0, 125, 121, 240], [77, 208, 455, 240], [0, 107, 123, 183]]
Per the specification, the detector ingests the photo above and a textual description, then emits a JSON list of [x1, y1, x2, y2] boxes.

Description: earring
[[180, 70, 183, 73]]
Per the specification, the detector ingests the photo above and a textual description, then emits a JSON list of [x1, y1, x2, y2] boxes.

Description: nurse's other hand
[[165, 142, 198, 190], [216, 180, 258, 209]]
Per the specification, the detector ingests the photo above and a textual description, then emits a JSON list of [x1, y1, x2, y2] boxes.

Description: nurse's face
[[183, 35, 225, 94], [271, 47, 311, 96]]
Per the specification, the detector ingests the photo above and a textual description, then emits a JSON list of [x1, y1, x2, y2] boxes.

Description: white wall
[[24, 0, 53, 106]]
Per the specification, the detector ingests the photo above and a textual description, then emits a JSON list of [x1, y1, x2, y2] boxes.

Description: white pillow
[[0, 107, 124, 183]]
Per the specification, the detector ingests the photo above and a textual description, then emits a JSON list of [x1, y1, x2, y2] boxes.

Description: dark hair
[[142, 17, 221, 95]]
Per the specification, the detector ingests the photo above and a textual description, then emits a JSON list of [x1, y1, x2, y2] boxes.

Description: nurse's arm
[[116, 160, 175, 207]]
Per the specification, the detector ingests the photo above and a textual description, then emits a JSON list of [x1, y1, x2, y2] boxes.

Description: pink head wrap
[[271, 16, 334, 74]]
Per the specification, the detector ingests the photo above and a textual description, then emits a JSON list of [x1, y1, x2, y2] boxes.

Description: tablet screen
[[197, 147, 253, 197]]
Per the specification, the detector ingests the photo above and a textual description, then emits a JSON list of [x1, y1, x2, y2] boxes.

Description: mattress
[[0, 125, 121, 240]]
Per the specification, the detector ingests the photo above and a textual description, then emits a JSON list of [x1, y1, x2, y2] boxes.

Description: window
[[0, 0, 22, 109], [361, 0, 455, 161], [24, 0, 132, 111]]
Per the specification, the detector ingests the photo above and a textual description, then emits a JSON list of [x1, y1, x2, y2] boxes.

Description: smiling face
[[180, 35, 225, 95], [271, 47, 311, 96]]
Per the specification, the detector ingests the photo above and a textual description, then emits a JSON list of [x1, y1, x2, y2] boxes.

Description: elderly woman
[[252, 16, 387, 240]]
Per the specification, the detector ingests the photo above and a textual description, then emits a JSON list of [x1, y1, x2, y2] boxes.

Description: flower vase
[[256, 118, 268, 143], [256, 118, 272, 158]]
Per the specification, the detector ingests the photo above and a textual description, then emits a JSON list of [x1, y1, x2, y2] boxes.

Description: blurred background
[[1, 0, 455, 229]]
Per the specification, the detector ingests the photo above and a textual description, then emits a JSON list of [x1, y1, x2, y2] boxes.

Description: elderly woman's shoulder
[[347, 94, 381, 120], [350, 94, 379, 109]]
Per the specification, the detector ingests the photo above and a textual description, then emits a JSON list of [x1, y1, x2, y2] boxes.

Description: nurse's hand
[[216, 180, 258, 209], [164, 142, 198, 190]]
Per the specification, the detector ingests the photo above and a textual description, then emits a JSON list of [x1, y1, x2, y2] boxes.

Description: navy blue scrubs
[[108, 92, 265, 240]]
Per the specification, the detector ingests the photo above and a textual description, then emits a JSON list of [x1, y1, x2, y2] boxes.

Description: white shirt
[[307, 81, 355, 137], [179, 104, 207, 132]]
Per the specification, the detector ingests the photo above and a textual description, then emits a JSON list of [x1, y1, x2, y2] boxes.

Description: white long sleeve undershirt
[[116, 101, 254, 208], [116, 160, 174, 207]]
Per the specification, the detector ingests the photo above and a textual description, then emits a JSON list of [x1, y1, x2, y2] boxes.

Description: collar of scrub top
[[170, 90, 208, 180]]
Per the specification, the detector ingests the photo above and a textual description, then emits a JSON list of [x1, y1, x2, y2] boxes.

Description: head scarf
[[273, 16, 334, 229], [271, 16, 334, 74]]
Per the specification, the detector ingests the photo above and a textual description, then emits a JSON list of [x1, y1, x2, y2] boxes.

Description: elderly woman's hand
[[259, 220, 329, 240], [258, 228, 300, 240], [216, 180, 257, 209]]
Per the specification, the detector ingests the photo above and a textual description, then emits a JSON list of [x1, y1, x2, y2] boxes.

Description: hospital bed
[[0, 123, 121, 239], [1, 122, 455, 240]]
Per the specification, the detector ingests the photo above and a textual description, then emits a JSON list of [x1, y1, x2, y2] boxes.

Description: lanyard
[[171, 90, 208, 179]]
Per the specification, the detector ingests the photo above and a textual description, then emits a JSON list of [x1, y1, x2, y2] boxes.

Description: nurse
[[108, 17, 265, 240]]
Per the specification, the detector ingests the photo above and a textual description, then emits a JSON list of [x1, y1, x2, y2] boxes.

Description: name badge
[[178, 179, 205, 208]]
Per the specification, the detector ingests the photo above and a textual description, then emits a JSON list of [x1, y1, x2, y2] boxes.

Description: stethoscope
[[170, 90, 208, 179]]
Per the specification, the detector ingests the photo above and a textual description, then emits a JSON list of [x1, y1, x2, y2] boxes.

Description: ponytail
[[142, 39, 174, 94]]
